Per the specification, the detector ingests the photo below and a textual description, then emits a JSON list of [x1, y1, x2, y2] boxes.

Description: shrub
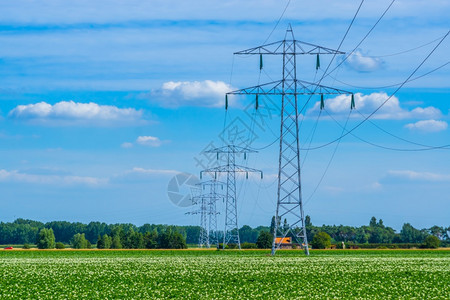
[[241, 242, 257, 249], [55, 242, 65, 249], [311, 232, 331, 249], [256, 231, 273, 249], [422, 235, 440, 249], [22, 243, 32, 249], [225, 243, 238, 249]]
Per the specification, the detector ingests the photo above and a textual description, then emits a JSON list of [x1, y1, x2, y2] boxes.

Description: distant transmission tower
[[187, 180, 224, 248], [227, 25, 354, 255], [201, 145, 263, 249]]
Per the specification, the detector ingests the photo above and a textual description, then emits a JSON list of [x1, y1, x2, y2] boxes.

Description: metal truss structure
[[188, 180, 224, 248], [227, 25, 353, 255], [201, 145, 263, 249]]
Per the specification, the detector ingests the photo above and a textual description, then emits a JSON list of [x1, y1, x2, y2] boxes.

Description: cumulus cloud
[[382, 170, 450, 183], [136, 136, 162, 147], [8, 101, 144, 126], [405, 120, 448, 132], [121, 136, 165, 148], [344, 50, 383, 72], [0, 169, 106, 186], [149, 80, 233, 108], [308, 92, 442, 120]]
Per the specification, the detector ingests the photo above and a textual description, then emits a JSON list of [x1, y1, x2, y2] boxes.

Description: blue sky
[[0, 0, 449, 231]]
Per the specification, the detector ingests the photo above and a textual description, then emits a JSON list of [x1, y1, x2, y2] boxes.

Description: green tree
[[36, 228, 56, 249], [71, 233, 91, 249], [269, 216, 280, 235], [111, 234, 122, 249], [423, 235, 440, 249], [369, 217, 377, 227], [305, 215, 312, 227], [144, 231, 158, 249], [311, 232, 331, 249], [429, 225, 444, 240], [283, 219, 289, 233], [239, 225, 258, 243], [126, 230, 144, 249], [400, 223, 426, 243], [355, 227, 369, 243], [97, 234, 112, 249], [96, 235, 104, 249], [158, 230, 187, 249], [256, 231, 273, 249]]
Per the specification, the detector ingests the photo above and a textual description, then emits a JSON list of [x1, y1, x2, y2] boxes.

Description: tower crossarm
[[201, 165, 263, 177], [192, 193, 226, 200], [227, 79, 352, 96], [204, 145, 257, 154], [234, 40, 345, 56], [196, 179, 226, 187]]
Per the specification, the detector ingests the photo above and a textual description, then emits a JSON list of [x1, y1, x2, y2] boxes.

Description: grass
[[0, 249, 448, 298]]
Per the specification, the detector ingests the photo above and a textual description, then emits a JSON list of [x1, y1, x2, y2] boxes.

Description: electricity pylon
[[188, 180, 224, 248], [199, 179, 224, 248], [201, 145, 263, 249], [187, 185, 209, 247], [227, 25, 354, 255]]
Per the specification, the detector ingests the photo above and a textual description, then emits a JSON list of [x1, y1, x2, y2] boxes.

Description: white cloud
[[121, 142, 134, 148], [8, 101, 144, 126], [405, 120, 448, 132], [384, 170, 450, 183], [344, 50, 383, 72], [127, 167, 179, 176], [111, 167, 180, 183], [122, 136, 165, 148], [308, 92, 442, 120], [0, 169, 106, 186], [149, 80, 233, 108], [136, 136, 162, 147]]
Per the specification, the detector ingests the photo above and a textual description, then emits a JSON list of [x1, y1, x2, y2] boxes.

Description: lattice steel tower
[[201, 145, 262, 249], [227, 25, 353, 255], [188, 180, 224, 248]]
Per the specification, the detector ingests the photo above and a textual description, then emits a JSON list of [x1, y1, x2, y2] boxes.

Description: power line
[[304, 110, 352, 206], [358, 34, 448, 58], [262, 0, 291, 45], [324, 109, 450, 152], [302, 30, 450, 151], [327, 60, 450, 90], [246, 0, 366, 152], [354, 108, 450, 151], [321, 0, 397, 81]]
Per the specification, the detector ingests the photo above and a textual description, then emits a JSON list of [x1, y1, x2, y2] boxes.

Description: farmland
[[0, 249, 449, 299]]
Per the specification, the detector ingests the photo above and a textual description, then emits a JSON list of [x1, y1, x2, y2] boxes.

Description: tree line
[[304, 216, 449, 245], [0, 217, 448, 248], [0, 219, 200, 246], [33, 227, 187, 249]]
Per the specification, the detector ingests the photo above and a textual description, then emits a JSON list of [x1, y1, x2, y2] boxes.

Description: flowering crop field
[[0, 249, 448, 299]]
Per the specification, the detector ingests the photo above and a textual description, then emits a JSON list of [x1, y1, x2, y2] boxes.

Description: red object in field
[[4, 247, 13, 250]]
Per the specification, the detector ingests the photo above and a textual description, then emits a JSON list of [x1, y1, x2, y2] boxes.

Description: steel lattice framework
[[201, 145, 262, 249], [188, 180, 224, 248], [227, 25, 353, 255]]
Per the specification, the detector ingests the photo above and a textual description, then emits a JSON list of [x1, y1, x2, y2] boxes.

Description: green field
[[0, 249, 449, 299]]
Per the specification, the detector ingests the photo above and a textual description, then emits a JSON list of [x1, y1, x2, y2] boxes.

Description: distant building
[[275, 237, 292, 249]]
